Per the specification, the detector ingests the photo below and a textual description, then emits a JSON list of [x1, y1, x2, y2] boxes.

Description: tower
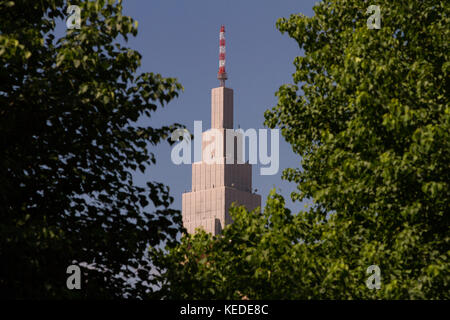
[[182, 26, 261, 235]]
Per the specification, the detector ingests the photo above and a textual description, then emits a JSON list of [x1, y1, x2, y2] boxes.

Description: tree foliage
[[0, 0, 183, 298], [152, 0, 449, 299]]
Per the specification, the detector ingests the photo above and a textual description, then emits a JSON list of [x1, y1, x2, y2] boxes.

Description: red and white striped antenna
[[218, 25, 227, 87]]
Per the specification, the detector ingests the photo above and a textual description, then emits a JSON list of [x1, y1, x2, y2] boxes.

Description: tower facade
[[182, 26, 261, 235]]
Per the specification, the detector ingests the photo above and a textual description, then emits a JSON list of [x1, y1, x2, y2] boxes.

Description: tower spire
[[181, 26, 261, 235], [217, 25, 227, 87]]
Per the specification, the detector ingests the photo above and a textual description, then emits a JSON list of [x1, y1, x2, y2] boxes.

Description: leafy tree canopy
[[152, 0, 449, 299], [0, 0, 183, 298]]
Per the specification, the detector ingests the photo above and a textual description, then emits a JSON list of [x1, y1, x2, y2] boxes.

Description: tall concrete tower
[[182, 26, 261, 235]]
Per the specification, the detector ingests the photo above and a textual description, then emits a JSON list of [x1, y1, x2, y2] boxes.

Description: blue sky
[[120, 0, 318, 214]]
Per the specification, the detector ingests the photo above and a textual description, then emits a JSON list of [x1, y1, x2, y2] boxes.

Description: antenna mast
[[217, 25, 227, 87]]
